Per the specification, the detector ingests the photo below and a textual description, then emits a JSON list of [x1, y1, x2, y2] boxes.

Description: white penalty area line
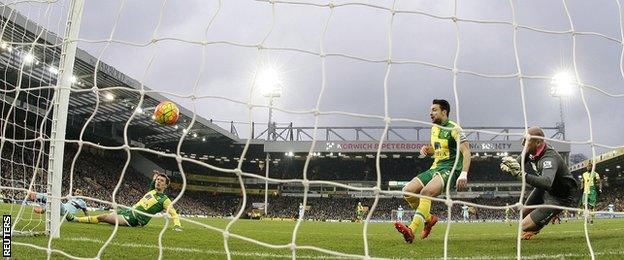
[[59, 236, 624, 260], [437, 250, 624, 260], [61, 237, 355, 259]]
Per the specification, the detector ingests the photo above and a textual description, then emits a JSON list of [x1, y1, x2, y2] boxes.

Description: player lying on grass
[[394, 99, 471, 243], [28, 189, 89, 216], [67, 171, 182, 231], [500, 126, 579, 240]]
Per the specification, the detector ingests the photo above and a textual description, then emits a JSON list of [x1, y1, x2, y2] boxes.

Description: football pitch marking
[[63, 237, 353, 259], [10, 233, 624, 259], [55, 236, 624, 259], [442, 250, 624, 260]]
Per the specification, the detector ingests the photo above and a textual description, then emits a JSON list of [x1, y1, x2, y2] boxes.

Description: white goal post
[[45, 0, 84, 239]]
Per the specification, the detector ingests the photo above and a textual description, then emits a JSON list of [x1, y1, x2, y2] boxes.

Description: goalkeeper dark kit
[[523, 144, 580, 226]]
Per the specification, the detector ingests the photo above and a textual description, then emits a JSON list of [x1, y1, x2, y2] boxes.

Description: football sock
[[405, 196, 419, 210], [76, 216, 99, 224]]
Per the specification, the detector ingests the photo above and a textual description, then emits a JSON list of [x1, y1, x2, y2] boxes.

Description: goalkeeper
[[500, 126, 579, 240], [28, 189, 89, 216], [68, 171, 182, 231]]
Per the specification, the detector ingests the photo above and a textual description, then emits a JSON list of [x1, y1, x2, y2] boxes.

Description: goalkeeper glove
[[173, 225, 182, 232], [500, 156, 523, 177]]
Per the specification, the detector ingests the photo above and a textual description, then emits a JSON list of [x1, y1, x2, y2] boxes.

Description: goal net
[[0, 0, 623, 259], [0, 1, 65, 237]]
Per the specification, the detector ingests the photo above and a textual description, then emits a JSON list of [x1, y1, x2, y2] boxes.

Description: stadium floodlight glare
[[258, 68, 283, 97], [192, 132, 197, 138], [173, 125, 179, 130], [48, 66, 59, 74], [103, 92, 115, 101], [134, 107, 143, 114], [259, 67, 283, 215], [201, 137, 206, 142], [22, 52, 35, 64], [550, 72, 575, 97], [182, 128, 188, 134]]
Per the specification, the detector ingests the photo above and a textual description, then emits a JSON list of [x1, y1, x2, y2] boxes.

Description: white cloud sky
[[4, 0, 623, 156]]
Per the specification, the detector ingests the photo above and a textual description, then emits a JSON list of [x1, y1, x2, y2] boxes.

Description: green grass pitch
[[2, 204, 623, 259]]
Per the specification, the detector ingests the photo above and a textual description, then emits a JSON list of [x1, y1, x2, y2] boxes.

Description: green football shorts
[[415, 165, 461, 190], [117, 208, 141, 227], [581, 188, 599, 207]]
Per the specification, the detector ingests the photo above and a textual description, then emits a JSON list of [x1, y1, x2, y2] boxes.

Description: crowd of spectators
[[2, 143, 623, 221], [174, 194, 591, 222], [151, 154, 518, 184], [595, 176, 624, 212], [269, 157, 518, 183]]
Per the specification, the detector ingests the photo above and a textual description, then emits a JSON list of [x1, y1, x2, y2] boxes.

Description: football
[[153, 101, 179, 126]]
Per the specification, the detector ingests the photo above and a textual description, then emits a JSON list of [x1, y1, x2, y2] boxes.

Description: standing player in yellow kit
[[394, 99, 471, 243], [581, 162, 602, 224]]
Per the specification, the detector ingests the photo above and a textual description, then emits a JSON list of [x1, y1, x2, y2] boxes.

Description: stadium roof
[[0, 5, 238, 147], [570, 147, 624, 175]]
